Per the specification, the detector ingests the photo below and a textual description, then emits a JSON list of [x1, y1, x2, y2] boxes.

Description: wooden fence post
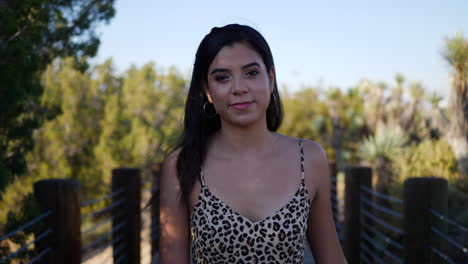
[[403, 177, 448, 264], [112, 168, 141, 263], [151, 163, 161, 257], [343, 166, 372, 264], [33, 179, 81, 264]]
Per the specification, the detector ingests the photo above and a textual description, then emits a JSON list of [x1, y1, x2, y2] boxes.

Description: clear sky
[[94, 0, 467, 97]]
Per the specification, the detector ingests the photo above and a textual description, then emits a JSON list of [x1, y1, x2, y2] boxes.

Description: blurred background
[[0, 0, 467, 263]]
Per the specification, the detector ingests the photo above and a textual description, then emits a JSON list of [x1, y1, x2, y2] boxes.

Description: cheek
[[253, 79, 272, 98], [207, 82, 227, 99], [208, 89, 228, 111], [254, 74, 272, 90]]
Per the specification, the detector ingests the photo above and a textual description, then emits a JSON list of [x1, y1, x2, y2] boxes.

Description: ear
[[268, 66, 275, 93], [203, 81, 213, 103]]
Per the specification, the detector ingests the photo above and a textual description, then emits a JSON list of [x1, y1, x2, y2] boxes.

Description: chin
[[222, 113, 266, 128]]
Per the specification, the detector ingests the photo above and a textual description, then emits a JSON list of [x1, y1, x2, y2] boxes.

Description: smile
[[230, 102, 252, 110]]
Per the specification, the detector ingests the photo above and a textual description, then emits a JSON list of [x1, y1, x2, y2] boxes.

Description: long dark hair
[[176, 24, 283, 206]]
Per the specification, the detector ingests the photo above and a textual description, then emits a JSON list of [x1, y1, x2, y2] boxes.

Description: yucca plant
[[441, 32, 468, 178], [360, 122, 408, 193]]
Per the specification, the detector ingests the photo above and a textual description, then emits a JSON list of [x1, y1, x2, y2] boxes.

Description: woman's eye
[[215, 75, 230, 82], [245, 70, 259, 77]]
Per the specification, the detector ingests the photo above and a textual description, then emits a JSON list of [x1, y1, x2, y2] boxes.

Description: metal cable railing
[[81, 196, 125, 220], [0, 210, 52, 242], [430, 209, 468, 234], [81, 219, 127, 254], [359, 184, 404, 264], [361, 185, 403, 204], [81, 229, 113, 254], [361, 196, 403, 219], [81, 233, 124, 263], [361, 230, 403, 263], [80, 187, 127, 263], [1, 169, 157, 263], [429, 208, 468, 263], [360, 241, 386, 264], [430, 246, 458, 264], [360, 250, 373, 264], [359, 222, 404, 263], [114, 254, 127, 264], [363, 223, 403, 251], [29, 247, 52, 264], [80, 188, 125, 222], [81, 217, 113, 236], [80, 189, 125, 207], [431, 226, 467, 254], [0, 210, 53, 264], [112, 237, 126, 257], [361, 208, 403, 235], [0, 228, 52, 264]]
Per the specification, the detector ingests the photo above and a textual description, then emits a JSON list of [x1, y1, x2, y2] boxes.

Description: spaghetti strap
[[199, 168, 206, 186], [298, 138, 305, 181]]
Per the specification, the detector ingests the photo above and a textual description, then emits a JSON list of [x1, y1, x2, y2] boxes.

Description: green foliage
[[360, 122, 408, 163], [0, 59, 187, 231], [95, 63, 186, 185], [391, 139, 460, 183], [442, 32, 468, 74], [0, 0, 115, 193], [279, 86, 367, 162], [0, 177, 36, 233], [279, 88, 326, 140], [441, 32, 468, 178], [0, 193, 43, 262], [324, 87, 367, 163]]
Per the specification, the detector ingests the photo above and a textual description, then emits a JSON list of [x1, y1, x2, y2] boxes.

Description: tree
[[441, 32, 468, 178], [94, 63, 186, 183], [325, 87, 367, 168], [0, 0, 115, 192]]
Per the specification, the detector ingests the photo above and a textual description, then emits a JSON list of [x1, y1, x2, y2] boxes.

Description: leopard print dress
[[190, 139, 311, 264]]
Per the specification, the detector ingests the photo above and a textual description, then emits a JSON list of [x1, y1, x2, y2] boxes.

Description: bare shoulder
[[301, 139, 328, 164], [275, 135, 327, 164], [160, 148, 183, 192], [300, 139, 330, 201], [165, 147, 182, 165], [162, 148, 182, 174]]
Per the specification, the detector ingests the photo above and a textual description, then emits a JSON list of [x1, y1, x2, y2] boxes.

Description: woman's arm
[[159, 149, 190, 264], [303, 140, 348, 264]]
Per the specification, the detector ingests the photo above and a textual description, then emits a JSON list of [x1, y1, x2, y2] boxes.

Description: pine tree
[[0, 0, 115, 192]]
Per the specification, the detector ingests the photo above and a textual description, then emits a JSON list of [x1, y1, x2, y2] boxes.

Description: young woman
[[159, 24, 347, 264]]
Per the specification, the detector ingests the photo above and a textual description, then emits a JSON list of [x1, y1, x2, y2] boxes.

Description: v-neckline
[[194, 180, 308, 224]]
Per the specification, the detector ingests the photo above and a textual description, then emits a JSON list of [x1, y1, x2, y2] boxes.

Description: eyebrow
[[210, 62, 261, 75]]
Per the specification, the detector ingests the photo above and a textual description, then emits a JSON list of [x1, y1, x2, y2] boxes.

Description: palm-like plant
[[360, 122, 408, 193], [360, 122, 408, 163], [441, 32, 468, 178]]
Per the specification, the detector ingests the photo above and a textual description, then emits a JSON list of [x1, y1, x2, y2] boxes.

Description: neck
[[212, 120, 277, 157]]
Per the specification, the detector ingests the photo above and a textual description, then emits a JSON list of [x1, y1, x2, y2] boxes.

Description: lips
[[230, 101, 253, 110]]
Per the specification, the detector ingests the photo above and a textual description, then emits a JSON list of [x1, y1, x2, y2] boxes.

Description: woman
[[159, 24, 347, 264]]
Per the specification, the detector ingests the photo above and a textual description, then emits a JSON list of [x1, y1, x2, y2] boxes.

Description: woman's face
[[204, 42, 274, 128]]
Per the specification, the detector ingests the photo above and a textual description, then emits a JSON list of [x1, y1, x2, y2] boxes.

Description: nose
[[231, 76, 248, 95]]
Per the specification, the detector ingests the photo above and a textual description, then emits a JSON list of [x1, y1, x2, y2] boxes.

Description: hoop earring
[[203, 101, 218, 118]]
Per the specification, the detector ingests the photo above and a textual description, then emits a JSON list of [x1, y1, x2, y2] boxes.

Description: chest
[[200, 158, 303, 221], [190, 182, 310, 261]]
